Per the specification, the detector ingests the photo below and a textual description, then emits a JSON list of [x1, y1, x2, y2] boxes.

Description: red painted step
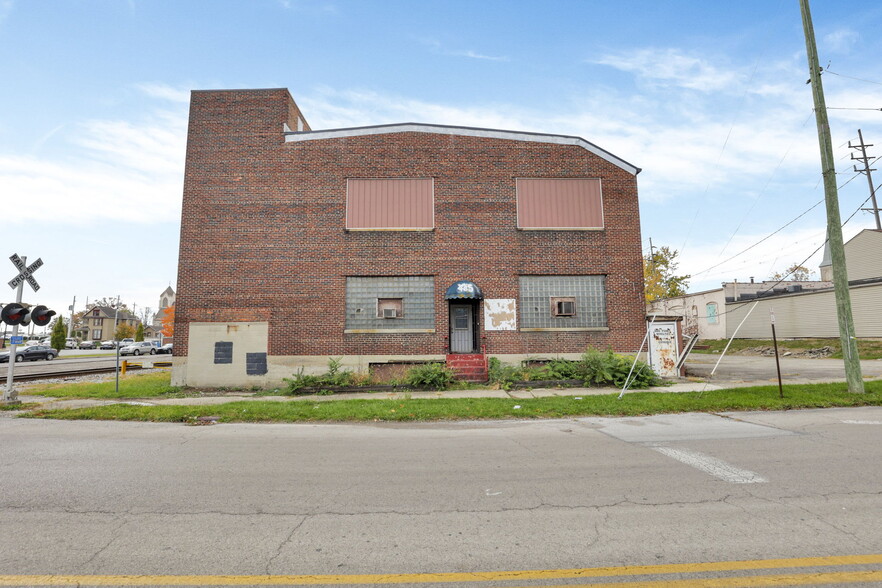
[[446, 353, 489, 382]]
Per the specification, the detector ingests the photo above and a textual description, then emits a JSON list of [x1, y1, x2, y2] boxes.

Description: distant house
[[648, 229, 882, 339], [81, 306, 140, 342]]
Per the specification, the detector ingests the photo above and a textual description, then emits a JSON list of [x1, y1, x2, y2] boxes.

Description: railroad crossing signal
[[4, 253, 50, 405], [1, 302, 28, 325], [8, 253, 42, 292]]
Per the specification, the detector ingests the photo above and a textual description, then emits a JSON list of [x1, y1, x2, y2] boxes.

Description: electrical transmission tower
[[849, 129, 882, 230]]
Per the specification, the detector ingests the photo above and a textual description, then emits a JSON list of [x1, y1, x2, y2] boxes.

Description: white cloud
[[419, 38, 508, 62], [135, 82, 191, 103], [0, 86, 187, 226], [591, 48, 741, 93], [823, 28, 860, 54]]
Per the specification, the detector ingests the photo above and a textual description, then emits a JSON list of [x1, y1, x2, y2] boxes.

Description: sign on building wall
[[484, 299, 517, 331]]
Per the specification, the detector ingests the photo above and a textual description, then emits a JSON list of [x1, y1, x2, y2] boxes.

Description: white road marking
[[842, 420, 882, 425], [650, 445, 768, 484]]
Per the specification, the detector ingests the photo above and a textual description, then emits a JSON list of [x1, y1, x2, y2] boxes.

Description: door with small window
[[449, 304, 474, 353]]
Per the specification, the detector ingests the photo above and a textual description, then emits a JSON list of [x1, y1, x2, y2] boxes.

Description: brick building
[[173, 88, 646, 387]]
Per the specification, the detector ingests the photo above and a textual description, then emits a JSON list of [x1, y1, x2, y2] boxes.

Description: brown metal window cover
[[346, 178, 434, 230], [517, 178, 603, 229]]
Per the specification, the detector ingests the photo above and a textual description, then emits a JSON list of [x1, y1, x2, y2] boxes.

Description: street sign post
[[3, 253, 43, 404]]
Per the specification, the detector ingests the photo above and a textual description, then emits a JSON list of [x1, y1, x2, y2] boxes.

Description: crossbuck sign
[[8, 254, 42, 292]]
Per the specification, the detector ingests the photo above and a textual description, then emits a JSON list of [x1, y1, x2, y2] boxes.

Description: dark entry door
[[449, 304, 473, 353]]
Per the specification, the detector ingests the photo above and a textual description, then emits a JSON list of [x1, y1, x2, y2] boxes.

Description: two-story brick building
[[173, 88, 646, 387]]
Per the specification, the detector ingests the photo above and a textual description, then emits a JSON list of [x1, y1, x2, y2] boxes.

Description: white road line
[[650, 445, 768, 484], [842, 420, 882, 425]]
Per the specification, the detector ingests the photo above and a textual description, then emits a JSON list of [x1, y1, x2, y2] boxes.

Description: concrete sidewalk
[[14, 380, 727, 411], [13, 354, 882, 412]]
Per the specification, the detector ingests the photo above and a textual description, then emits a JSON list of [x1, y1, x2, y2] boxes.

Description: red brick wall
[[176, 89, 646, 358]]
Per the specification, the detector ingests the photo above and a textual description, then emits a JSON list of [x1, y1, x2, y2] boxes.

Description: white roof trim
[[284, 122, 640, 176]]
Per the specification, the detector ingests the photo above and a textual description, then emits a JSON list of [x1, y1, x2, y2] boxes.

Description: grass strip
[[692, 338, 882, 359], [21, 380, 882, 423], [26, 372, 180, 399]]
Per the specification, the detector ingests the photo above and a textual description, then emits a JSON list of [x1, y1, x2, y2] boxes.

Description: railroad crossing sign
[[8, 254, 42, 292]]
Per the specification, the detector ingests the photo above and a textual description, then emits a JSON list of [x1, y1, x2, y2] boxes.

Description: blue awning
[[445, 281, 483, 300]]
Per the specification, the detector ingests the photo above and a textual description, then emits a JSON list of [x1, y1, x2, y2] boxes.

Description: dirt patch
[[735, 346, 835, 358]]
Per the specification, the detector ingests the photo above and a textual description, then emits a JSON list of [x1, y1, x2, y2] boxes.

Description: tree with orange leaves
[[160, 304, 175, 338]]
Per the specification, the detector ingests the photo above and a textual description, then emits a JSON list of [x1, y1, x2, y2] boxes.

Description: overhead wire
[[690, 161, 874, 280], [687, 193, 879, 320]]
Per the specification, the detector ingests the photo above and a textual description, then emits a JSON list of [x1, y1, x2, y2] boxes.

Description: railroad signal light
[[1, 303, 28, 326], [27, 305, 55, 327]]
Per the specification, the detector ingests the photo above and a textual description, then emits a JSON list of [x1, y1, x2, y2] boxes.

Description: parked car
[[78, 340, 96, 350], [120, 338, 135, 346], [0, 345, 57, 363], [156, 343, 173, 354], [119, 341, 156, 356], [64, 338, 78, 349], [99, 340, 117, 350]]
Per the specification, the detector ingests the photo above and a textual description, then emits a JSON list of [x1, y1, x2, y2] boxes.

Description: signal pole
[[800, 0, 864, 393], [849, 129, 882, 230]]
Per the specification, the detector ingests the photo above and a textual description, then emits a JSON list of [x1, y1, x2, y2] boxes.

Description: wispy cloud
[[420, 38, 508, 62], [823, 28, 860, 54], [276, 0, 338, 14], [136, 82, 192, 103], [0, 84, 187, 225], [591, 48, 741, 93]]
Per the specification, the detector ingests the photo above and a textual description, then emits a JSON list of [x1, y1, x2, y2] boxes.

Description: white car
[[119, 341, 156, 356]]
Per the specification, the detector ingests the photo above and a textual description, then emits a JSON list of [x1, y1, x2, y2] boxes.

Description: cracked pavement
[[1, 407, 881, 576]]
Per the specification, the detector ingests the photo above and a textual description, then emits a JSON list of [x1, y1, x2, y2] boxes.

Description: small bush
[[403, 362, 456, 390], [284, 358, 361, 395], [581, 348, 662, 389]]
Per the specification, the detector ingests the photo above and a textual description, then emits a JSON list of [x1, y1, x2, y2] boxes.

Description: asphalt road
[[1, 407, 881, 585]]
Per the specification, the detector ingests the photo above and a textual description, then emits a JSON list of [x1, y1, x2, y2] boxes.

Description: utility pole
[[849, 129, 882, 230], [67, 295, 75, 339], [800, 0, 864, 393]]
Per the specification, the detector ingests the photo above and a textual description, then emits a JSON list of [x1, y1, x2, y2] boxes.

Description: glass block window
[[519, 276, 607, 329], [346, 276, 434, 331]]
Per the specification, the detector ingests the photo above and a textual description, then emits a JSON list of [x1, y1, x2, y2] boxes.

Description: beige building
[[647, 230, 881, 340], [726, 229, 882, 338], [646, 288, 727, 340], [82, 306, 140, 342]]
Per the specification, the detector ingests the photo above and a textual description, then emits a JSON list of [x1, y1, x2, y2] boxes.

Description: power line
[[823, 69, 882, 86], [690, 198, 824, 278]]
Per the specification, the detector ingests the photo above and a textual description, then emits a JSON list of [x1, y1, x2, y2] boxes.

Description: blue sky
[[3, 0, 882, 333]]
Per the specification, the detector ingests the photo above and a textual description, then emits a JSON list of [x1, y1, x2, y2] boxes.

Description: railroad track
[[13, 366, 120, 382], [8, 359, 174, 383]]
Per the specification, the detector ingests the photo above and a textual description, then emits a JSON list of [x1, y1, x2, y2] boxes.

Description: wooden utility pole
[[849, 129, 882, 230], [799, 0, 864, 393]]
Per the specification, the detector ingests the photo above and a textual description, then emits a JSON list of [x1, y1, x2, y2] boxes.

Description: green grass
[[21, 380, 882, 423], [27, 372, 181, 399], [693, 338, 882, 360], [0, 402, 39, 410]]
